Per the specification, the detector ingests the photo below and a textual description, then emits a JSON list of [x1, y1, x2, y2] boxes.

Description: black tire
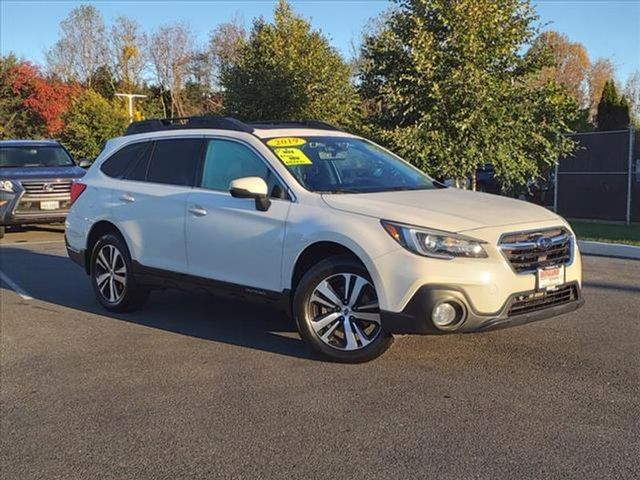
[[90, 233, 149, 312], [293, 255, 393, 363]]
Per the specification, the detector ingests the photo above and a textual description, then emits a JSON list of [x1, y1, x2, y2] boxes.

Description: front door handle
[[119, 193, 135, 203], [189, 205, 208, 217]]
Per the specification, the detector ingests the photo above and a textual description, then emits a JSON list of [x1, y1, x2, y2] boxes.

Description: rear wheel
[[90, 233, 149, 312], [293, 256, 393, 363]]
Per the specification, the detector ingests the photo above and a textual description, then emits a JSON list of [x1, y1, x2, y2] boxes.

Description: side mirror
[[229, 177, 271, 212], [78, 158, 92, 168]]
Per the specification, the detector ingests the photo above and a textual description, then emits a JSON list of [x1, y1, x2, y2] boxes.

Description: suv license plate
[[40, 200, 60, 210], [537, 266, 565, 291]]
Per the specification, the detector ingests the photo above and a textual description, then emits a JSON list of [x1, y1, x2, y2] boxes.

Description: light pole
[[115, 93, 147, 122]]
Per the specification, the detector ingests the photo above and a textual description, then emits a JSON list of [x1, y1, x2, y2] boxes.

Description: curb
[[578, 240, 640, 260]]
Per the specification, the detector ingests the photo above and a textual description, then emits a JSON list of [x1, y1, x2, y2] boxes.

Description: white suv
[[66, 116, 584, 362]]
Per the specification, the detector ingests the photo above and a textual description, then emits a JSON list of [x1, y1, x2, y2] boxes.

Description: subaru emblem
[[536, 236, 552, 250]]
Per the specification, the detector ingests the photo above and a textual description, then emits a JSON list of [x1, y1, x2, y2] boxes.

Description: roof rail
[[124, 115, 253, 136], [247, 120, 342, 131]]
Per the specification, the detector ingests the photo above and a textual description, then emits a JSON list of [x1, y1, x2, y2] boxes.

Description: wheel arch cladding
[[85, 220, 127, 274], [291, 241, 375, 298]]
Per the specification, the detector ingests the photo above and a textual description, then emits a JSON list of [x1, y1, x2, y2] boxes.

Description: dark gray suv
[[0, 140, 86, 238]]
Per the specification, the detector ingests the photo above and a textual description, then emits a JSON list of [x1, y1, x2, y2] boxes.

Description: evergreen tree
[[596, 80, 631, 131]]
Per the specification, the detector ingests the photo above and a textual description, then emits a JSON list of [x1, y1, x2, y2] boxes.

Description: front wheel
[[293, 256, 393, 363]]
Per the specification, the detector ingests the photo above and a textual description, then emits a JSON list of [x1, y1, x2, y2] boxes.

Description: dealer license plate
[[537, 266, 565, 291], [40, 200, 60, 210]]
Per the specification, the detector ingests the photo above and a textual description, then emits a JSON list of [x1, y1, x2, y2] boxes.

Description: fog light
[[432, 302, 458, 327]]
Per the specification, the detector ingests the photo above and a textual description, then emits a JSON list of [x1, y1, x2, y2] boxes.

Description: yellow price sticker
[[266, 137, 307, 147], [274, 148, 313, 166]]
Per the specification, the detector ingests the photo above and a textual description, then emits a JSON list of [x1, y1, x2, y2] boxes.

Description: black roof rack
[[123, 116, 342, 136], [124, 115, 253, 136], [246, 120, 342, 131]]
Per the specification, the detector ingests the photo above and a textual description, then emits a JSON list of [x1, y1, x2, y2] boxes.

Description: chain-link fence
[[553, 128, 637, 224]]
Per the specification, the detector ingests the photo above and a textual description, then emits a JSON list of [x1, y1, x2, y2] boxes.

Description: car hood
[[321, 188, 560, 233], [0, 165, 86, 180]]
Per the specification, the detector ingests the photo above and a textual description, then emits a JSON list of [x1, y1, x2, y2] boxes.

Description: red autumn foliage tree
[[8, 62, 81, 136]]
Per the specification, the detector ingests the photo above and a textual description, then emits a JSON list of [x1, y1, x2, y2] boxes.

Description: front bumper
[[381, 281, 584, 334], [1, 191, 71, 226], [371, 220, 584, 334]]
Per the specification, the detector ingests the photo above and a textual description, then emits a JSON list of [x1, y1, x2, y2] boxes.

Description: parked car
[[65, 116, 584, 362], [0, 140, 86, 238]]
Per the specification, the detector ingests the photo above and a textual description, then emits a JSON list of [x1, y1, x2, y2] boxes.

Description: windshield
[[0, 146, 75, 168], [264, 136, 438, 193]]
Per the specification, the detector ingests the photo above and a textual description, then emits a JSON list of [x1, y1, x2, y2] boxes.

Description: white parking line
[[0, 240, 65, 247], [0, 271, 34, 300]]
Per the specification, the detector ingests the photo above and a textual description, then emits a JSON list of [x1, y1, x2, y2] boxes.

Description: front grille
[[20, 180, 73, 196], [499, 228, 572, 273], [508, 284, 578, 316]]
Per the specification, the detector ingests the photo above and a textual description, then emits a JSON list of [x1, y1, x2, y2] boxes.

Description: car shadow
[[5, 224, 65, 234], [0, 246, 318, 361]]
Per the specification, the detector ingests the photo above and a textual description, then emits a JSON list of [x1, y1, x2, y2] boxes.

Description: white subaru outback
[[66, 116, 584, 362]]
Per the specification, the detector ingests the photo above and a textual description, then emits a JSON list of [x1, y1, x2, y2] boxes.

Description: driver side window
[[200, 139, 288, 199]]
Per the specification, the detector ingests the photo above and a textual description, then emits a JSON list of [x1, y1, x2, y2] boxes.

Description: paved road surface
[[1, 228, 638, 479]]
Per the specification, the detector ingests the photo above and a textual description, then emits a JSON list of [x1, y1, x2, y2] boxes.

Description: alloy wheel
[[94, 244, 127, 303], [308, 273, 382, 351]]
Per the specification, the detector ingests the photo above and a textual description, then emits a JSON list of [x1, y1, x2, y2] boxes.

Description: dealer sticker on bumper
[[537, 266, 565, 291]]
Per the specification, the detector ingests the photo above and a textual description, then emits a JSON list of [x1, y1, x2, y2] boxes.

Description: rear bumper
[[381, 281, 584, 334], [65, 236, 86, 272]]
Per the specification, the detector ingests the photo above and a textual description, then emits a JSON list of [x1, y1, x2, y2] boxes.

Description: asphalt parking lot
[[1, 227, 639, 480]]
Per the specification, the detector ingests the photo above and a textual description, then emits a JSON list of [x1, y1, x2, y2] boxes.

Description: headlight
[[381, 220, 488, 259], [0, 180, 14, 192]]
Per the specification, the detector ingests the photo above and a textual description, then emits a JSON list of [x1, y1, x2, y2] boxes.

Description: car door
[[111, 137, 204, 274], [185, 138, 291, 292]]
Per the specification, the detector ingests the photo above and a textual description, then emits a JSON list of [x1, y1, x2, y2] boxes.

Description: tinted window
[[124, 143, 152, 181], [201, 139, 285, 198], [147, 138, 203, 186], [0, 146, 74, 168], [101, 142, 148, 178]]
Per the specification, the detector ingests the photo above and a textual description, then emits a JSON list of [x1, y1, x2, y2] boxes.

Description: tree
[[359, 0, 578, 188], [530, 31, 590, 108], [148, 23, 195, 117], [46, 5, 108, 86], [60, 89, 129, 160], [222, 0, 358, 126], [1, 57, 80, 138], [109, 16, 147, 92], [623, 70, 640, 126], [595, 80, 631, 131], [0, 55, 43, 138], [588, 58, 615, 119], [209, 18, 247, 91]]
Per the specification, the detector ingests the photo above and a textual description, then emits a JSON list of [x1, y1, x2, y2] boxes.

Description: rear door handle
[[119, 193, 135, 203], [189, 205, 208, 217]]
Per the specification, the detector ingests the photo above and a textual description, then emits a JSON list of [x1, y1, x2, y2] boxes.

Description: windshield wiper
[[326, 188, 364, 194]]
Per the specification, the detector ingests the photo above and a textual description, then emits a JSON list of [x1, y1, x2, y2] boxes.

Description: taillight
[[70, 182, 87, 205]]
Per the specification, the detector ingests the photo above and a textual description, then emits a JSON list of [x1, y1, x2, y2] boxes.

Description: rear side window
[[124, 144, 153, 181], [101, 142, 148, 178], [147, 138, 203, 187]]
